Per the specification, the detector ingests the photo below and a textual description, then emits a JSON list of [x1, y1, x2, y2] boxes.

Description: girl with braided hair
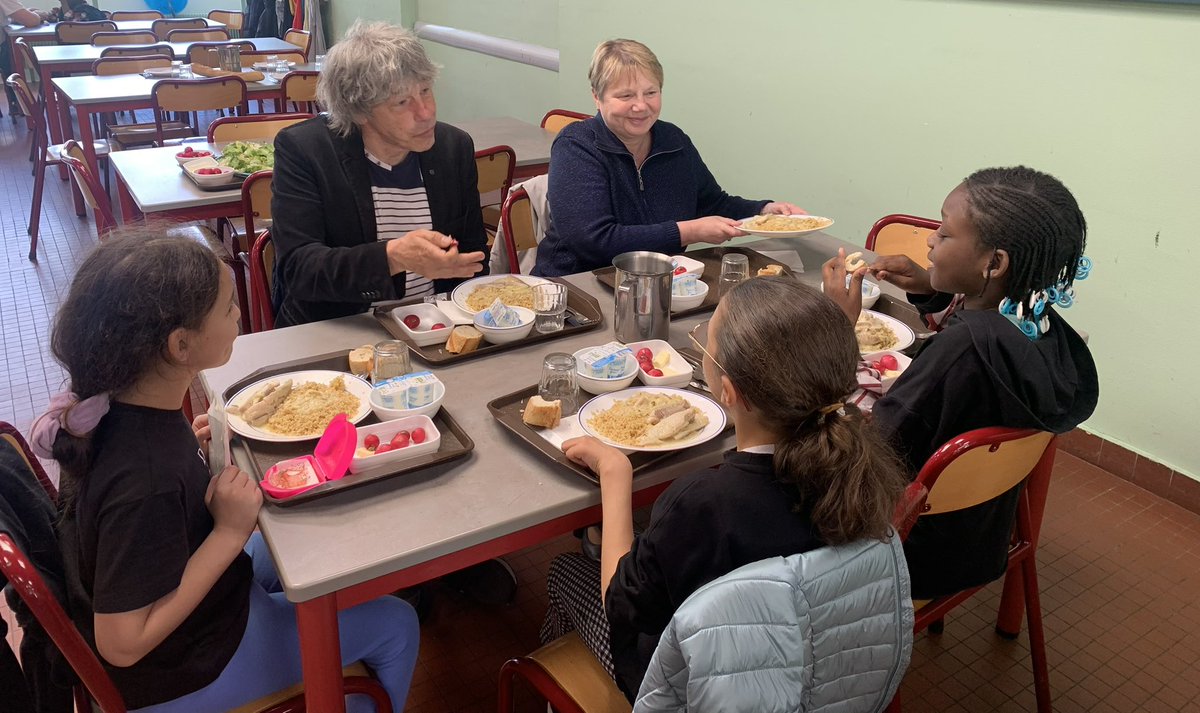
[[822, 165, 1099, 598], [541, 278, 908, 701]]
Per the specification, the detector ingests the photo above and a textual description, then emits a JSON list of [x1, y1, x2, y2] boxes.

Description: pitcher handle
[[615, 278, 634, 323]]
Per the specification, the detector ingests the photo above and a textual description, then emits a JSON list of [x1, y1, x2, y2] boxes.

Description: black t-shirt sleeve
[[91, 492, 190, 614]]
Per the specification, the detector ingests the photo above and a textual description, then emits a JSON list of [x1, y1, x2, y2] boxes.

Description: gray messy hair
[[318, 20, 440, 137]]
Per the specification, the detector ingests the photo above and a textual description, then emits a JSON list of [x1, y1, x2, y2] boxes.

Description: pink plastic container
[[259, 414, 356, 499]]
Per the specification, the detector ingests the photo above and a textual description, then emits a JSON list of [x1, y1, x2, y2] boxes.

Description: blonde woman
[[532, 39, 803, 277]]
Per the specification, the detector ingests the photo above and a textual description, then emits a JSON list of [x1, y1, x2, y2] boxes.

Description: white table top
[[199, 233, 909, 603], [33, 37, 300, 65], [453, 116, 556, 167], [5, 18, 223, 40], [51, 67, 299, 105], [110, 142, 243, 212]]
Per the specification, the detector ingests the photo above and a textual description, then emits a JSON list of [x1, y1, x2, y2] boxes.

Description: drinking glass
[[315, 54, 326, 70], [539, 352, 579, 415], [372, 340, 410, 383], [718, 253, 750, 298], [533, 283, 568, 333]]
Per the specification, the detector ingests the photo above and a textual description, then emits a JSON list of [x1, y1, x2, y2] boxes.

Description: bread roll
[[522, 395, 562, 428], [756, 264, 785, 277], [445, 325, 483, 354], [348, 345, 374, 377]]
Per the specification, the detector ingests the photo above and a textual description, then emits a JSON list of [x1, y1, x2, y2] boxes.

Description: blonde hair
[[318, 21, 439, 138], [588, 39, 664, 99]]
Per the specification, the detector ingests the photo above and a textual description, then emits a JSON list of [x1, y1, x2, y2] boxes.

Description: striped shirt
[[367, 150, 434, 299]]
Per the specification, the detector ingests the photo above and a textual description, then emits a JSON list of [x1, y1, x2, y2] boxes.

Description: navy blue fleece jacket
[[532, 114, 770, 277]]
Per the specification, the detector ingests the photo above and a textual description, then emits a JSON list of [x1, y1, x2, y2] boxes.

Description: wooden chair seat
[[526, 633, 631, 713]]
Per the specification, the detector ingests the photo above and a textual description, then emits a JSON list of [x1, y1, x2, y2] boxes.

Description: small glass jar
[[372, 340, 411, 383]]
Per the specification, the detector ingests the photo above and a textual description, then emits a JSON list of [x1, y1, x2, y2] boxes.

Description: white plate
[[225, 370, 373, 443], [739, 214, 834, 238], [252, 60, 296, 70], [578, 387, 726, 452], [450, 274, 551, 315], [858, 309, 915, 357]]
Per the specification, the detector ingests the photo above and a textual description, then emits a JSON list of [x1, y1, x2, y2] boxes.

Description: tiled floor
[[3, 113, 1200, 712]]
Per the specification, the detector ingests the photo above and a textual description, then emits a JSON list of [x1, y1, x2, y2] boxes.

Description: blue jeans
[[133, 533, 419, 713]]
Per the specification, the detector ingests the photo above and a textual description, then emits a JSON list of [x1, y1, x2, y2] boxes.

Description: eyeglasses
[[687, 320, 726, 374]]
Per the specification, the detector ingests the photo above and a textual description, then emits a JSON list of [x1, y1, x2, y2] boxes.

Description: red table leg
[[295, 595, 346, 713], [42, 65, 72, 181], [116, 172, 141, 223], [996, 440, 1057, 636], [54, 88, 89, 216]]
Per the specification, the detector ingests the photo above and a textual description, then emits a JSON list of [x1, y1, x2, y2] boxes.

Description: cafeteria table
[[51, 65, 312, 180], [453, 116, 556, 180], [109, 142, 244, 223], [201, 232, 970, 711], [36, 37, 301, 159], [4, 18, 224, 44]]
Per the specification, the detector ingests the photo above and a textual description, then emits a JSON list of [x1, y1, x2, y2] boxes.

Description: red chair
[[540, 109, 589, 134], [498, 185, 534, 275], [865, 214, 940, 269], [497, 482, 930, 713], [6, 74, 108, 261], [249, 229, 276, 333], [475, 144, 515, 236], [151, 76, 249, 146], [887, 428, 1057, 713], [0, 422, 58, 501]]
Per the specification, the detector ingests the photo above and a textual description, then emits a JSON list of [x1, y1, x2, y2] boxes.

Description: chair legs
[[28, 137, 48, 261]]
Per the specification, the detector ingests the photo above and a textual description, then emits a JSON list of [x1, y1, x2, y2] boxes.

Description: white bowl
[[182, 158, 236, 187], [175, 148, 214, 165], [573, 347, 638, 395], [393, 303, 455, 347], [348, 415, 440, 474], [820, 277, 881, 310], [369, 379, 446, 420], [473, 306, 535, 345], [864, 350, 912, 394], [671, 254, 705, 278], [670, 279, 709, 312], [624, 339, 693, 388]]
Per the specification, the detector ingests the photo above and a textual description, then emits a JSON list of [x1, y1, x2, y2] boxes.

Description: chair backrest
[[208, 112, 310, 142], [499, 186, 535, 274], [475, 144, 515, 209], [6, 73, 39, 125], [55, 20, 117, 44], [151, 17, 206, 40], [916, 428, 1054, 515], [89, 30, 157, 46], [60, 140, 117, 237], [865, 214, 940, 269], [0, 534, 128, 712], [100, 43, 173, 59], [540, 109, 589, 135], [283, 29, 311, 58], [239, 50, 306, 66], [207, 9, 244, 31], [281, 70, 318, 109], [249, 228, 276, 332], [91, 55, 171, 76], [0, 422, 58, 501], [152, 75, 248, 144], [167, 27, 230, 42], [110, 10, 163, 20], [187, 40, 254, 67]]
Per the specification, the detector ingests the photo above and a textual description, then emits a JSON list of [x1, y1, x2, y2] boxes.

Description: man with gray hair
[[271, 20, 488, 327]]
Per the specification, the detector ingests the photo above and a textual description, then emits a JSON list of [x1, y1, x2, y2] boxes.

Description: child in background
[[32, 234, 418, 713], [542, 278, 908, 701], [822, 166, 1098, 599]]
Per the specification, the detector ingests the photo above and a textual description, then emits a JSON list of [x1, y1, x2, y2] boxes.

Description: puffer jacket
[[634, 533, 913, 713]]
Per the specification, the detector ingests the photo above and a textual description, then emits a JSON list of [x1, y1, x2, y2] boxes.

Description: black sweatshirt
[[605, 450, 823, 700], [873, 294, 1098, 598]]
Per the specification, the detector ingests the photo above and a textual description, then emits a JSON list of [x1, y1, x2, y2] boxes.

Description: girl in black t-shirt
[[32, 234, 419, 712], [540, 279, 909, 700]]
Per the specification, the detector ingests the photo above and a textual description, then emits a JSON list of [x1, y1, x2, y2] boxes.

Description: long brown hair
[[50, 231, 222, 515], [714, 278, 907, 544]]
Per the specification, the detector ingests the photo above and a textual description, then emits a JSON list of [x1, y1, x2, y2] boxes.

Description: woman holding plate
[[271, 21, 487, 328], [531, 39, 804, 277], [540, 278, 908, 702]]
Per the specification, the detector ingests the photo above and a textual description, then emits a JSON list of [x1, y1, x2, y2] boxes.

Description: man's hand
[[385, 230, 485, 280]]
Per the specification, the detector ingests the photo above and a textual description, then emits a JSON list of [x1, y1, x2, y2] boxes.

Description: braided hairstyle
[[713, 278, 907, 544], [962, 166, 1087, 306]]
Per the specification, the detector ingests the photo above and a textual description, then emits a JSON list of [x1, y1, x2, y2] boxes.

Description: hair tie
[[29, 390, 111, 459]]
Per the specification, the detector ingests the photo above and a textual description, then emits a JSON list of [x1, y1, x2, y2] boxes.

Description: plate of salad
[[217, 141, 275, 176]]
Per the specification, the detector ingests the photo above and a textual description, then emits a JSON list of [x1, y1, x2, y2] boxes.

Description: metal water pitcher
[[612, 251, 672, 343]]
